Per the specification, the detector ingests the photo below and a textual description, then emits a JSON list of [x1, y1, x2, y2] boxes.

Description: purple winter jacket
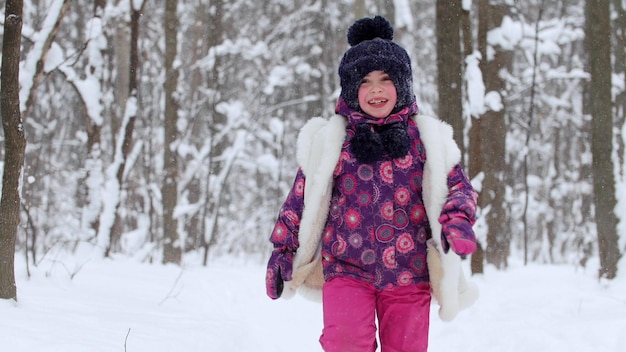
[[269, 117, 477, 291]]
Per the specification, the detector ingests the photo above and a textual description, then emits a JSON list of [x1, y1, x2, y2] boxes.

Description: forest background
[[1, 0, 625, 301]]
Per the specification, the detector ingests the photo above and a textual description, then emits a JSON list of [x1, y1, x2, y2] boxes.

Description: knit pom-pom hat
[[338, 16, 414, 113]]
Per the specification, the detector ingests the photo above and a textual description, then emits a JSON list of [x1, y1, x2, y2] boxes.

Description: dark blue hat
[[338, 16, 414, 113]]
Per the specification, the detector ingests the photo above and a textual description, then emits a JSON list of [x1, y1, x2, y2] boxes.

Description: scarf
[[335, 97, 419, 164]]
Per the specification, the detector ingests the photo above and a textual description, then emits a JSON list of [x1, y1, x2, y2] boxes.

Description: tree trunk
[[180, 1, 209, 252], [436, 0, 465, 156], [586, 0, 621, 279], [102, 2, 144, 256], [0, 0, 25, 301], [477, 1, 511, 269], [202, 0, 226, 265], [79, 0, 107, 239], [353, 0, 366, 20], [468, 0, 483, 182], [460, 2, 485, 275], [613, 0, 626, 177], [162, 0, 182, 264]]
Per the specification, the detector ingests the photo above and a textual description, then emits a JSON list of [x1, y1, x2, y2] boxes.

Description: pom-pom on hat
[[338, 16, 414, 113]]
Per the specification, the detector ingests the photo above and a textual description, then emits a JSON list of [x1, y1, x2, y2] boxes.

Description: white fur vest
[[281, 114, 478, 321]]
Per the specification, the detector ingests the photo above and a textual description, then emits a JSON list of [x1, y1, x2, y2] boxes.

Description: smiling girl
[[266, 16, 479, 352]]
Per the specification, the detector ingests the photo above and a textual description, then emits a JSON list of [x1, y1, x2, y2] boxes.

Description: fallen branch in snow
[[125, 328, 131, 352], [159, 269, 184, 305]]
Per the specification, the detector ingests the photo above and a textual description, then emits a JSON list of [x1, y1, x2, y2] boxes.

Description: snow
[[462, 0, 472, 11], [5, 2, 626, 351], [464, 51, 504, 116], [487, 16, 523, 51], [620, 120, 626, 252], [465, 52, 486, 117], [264, 66, 294, 95], [2, 254, 625, 352], [393, 0, 414, 31], [19, 0, 68, 113]]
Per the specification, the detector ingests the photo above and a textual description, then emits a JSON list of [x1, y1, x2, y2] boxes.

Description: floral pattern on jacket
[[269, 118, 476, 291]]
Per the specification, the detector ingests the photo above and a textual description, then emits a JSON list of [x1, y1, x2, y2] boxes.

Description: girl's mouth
[[368, 98, 388, 105]]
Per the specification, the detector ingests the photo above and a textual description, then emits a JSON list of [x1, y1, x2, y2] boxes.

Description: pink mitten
[[441, 217, 476, 256]]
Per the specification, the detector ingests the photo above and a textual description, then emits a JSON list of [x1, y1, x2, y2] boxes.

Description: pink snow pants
[[319, 276, 431, 352]]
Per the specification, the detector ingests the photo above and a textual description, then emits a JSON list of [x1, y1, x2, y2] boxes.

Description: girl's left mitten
[[441, 217, 476, 256], [266, 250, 294, 299]]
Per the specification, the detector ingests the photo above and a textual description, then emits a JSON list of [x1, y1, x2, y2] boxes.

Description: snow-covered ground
[[1, 253, 625, 352]]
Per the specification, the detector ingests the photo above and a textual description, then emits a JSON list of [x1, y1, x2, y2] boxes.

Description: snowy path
[[1, 257, 624, 351]]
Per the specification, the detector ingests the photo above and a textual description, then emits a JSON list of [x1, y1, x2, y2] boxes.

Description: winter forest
[[0, 0, 625, 302]]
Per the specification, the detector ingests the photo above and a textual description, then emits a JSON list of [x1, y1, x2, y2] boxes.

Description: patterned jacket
[[273, 114, 478, 321]]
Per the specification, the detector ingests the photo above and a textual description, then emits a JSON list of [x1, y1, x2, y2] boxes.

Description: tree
[[437, 0, 486, 275], [6, 0, 618, 271], [17, 0, 78, 265], [21, 0, 72, 120], [436, 0, 465, 155], [201, 0, 227, 264], [77, 0, 107, 239], [585, 0, 621, 279], [162, 0, 182, 264], [0, 0, 25, 301], [99, 1, 145, 256], [57, 0, 108, 250], [459, 2, 487, 275], [477, 0, 511, 269]]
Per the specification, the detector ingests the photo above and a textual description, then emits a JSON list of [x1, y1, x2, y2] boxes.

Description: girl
[[266, 16, 478, 352]]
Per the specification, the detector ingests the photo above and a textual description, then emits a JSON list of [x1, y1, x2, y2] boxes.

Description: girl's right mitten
[[265, 249, 294, 299]]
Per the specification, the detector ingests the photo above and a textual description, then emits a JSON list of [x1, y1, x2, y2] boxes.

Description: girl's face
[[358, 70, 397, 118]]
